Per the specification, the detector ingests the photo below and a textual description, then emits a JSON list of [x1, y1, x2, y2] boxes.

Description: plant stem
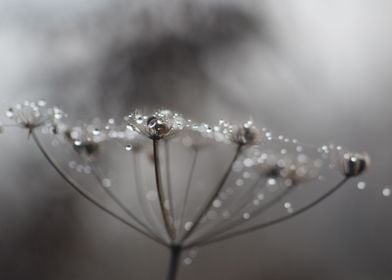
[[31, 131, 167, 247], [187, 177, 350, 248], [180, 144, 242, 243], [153, 138, 175, 241], [166, 245, 182, 280]]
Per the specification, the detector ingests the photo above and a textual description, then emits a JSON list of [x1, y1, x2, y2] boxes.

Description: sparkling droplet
[[5, 108, 14, 118], [92, 128, 100, 136], [125, 144, 133, 151], [357, 181, 366, 190], [74, 140, 82, 146], [102, 178, 112, 188], [236, 179, 244, 186], [382, 187, 391, 197], [184, 257, 192, 265], [37, 99, 47, 107], [213, 199, 222, 208], [184, 221, 193, 231], [284, 202, 292, 209], [243, 212, 250, 219], [267, 178, 277, 186]]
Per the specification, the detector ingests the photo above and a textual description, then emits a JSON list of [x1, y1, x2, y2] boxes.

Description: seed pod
[[341, 152, 370, 177], [231, 121, 261, 146]]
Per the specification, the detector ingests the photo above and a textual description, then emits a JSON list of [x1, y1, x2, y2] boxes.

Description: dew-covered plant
[[2, 100, 369, 280]]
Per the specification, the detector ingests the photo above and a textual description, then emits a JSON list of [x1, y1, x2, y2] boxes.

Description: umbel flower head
[[126, 109, 186, 140], [230, 120, 261, 146], [2, 100, 372, 280], [4, 100, 65, 133], [254, 151, 321, 186]]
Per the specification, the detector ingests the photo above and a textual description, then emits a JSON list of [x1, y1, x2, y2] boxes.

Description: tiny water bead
[[382, 187, 391, 197], [102, 178, 112, 188], [357, 181, 366, 190], [243, 212, 250, 219], [125, 144, 133, 151]]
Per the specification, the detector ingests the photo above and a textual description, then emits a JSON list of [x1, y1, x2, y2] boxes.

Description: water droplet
[[357, 181, 366, 190], [5, 108, 14, 118], [146, 190, 157, 201], [236, 179, 244, 186], [284, 202, 292, 209], [92, 128, 100, 136], [382, 187, 391, 197], [184, 221, 193, 231], [184, 257, 192, 265], [76, 165, 84, 173], [243, 212, 250, 219], [74, 140, 82, 146], [68, 161, 76, 169], [125, 144, 133, 151], [267, 178, 277, 186], [37, 99, 47, 107], [213, 199, 222, 208], [243, 158, 254, 167], [102, 178, 112, 188], [242, 171, 251, 179]]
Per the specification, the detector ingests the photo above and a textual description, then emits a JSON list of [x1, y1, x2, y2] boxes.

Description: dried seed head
[[127, 109, 185, 140], [256, 152, 320, 186], [341, 152, 370, 177], [64, 127, 101, 160], [231, 121, 261, 146], [5, 100, 65, 132]]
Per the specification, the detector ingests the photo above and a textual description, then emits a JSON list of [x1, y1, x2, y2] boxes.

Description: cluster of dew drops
[[2, 100, 392, 267]]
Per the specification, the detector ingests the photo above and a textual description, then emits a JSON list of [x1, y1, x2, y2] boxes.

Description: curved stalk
[[178, 148, 199, 239], [31, 131, 167, 247], [186, 177, 349, 248], [166, 245, 182, 280], [153, 138, 175, 242], [180, 144, 242, 243], [90, 164, 160, 240]]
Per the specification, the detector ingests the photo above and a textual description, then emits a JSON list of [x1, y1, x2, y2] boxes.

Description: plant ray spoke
[[180, 144, 243, 243], [31, 131, 167, 247], [187, 177, 350, 248]]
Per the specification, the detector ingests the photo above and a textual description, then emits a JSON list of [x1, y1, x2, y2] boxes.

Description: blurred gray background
[[0, 0, 392, 279]]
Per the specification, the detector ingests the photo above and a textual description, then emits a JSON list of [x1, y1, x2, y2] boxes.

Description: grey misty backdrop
[[0, 0, 391, 279]]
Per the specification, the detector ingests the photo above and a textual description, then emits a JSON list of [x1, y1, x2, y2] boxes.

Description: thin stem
[[165, 140, 175, 223], [153, 138, 175, 242], [178, 147, 199, 240], [180, 144, 243, 243], [132, 152, 161, 235], [31, 131, 167, 247], [166, 245, 182, 280], [187, 177, 349, 248], [90, 164, 160, 240], [195, 176, 264, 242], [198, 184, 294, 244]]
